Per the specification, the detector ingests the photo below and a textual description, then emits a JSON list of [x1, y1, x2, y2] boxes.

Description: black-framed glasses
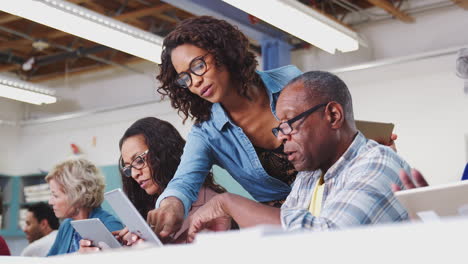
[[175, 53, 210, 88], [272, 103, 328, 137], [119, 150, 149, 177]]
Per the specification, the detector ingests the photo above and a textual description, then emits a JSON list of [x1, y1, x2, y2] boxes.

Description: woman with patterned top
[[46, 159, 123, 256]]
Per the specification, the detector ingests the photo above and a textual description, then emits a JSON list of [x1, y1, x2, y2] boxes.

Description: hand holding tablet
[[104, 188, 163, 246], [70, 218, 122, 250]]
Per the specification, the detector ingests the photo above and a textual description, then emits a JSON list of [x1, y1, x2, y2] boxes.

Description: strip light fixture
[[1, 0, 164, 63], [222, 0, 362, 54], [0, 75, 57, 105]]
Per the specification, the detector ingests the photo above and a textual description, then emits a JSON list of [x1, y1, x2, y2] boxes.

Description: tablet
[[70, 218, 122, 249], [104, 188, 163, 246], [355, 120, 395, 145], [394, 180, 468, 221]]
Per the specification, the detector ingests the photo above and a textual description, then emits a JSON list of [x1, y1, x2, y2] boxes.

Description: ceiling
[[0, 0, 465, 83]]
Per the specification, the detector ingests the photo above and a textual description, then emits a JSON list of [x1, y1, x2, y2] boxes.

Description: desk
[[2, 218, 468, 263]]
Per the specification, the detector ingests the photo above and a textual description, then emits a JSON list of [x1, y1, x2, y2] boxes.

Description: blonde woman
[[46, 159, 123, 256]]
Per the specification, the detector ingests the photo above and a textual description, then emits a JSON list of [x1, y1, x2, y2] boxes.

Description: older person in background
[[46, 158, 123, 256], [21, 202, 59, 257]]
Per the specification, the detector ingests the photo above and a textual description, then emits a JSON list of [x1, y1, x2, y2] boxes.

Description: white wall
[[337, 53, 468, 185], [10, 100, 192, 176], [292, 5, 468, 72], [0, 98, 23, 174]]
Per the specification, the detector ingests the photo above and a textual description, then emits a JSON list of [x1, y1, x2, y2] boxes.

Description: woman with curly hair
[[46, 158, 124, 256], [150, 16, 303, 238]]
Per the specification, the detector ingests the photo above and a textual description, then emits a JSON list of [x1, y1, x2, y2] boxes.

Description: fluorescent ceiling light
[[222, 0, 362, 54], [0, 75, 57, 105], [1, 0, 163, 63]]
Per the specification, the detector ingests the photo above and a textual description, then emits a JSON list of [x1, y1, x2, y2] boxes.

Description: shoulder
[[257, 65, 303, 93], [93, 207, 117, 219], [59, 218, 72, 230], [93, 207, 124, 230], [21, 233, 55, 257], [355, 140, 407, 170], [346, 140, 410, 188], [54, 218, 71, 237]]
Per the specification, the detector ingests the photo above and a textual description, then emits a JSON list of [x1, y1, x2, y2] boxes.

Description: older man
[[21, 202, 59, 257], [187, 71, 411, 240]]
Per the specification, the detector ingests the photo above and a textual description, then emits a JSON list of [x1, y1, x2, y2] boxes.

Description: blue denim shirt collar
[[211, 66, 296, 131]]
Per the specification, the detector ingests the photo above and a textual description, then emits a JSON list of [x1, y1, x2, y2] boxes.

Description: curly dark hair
[[118, 117, 225, 219], [156, 16, 262, 124]]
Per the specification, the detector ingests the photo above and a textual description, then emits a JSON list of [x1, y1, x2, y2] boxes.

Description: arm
[[151, 127, 215, 238], [155, 127, 215, 215], [282, 151, 408, 231], [187, 193, 280, 242]]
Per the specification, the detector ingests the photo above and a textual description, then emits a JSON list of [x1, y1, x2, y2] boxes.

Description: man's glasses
[[119, 150, 149, 177], [272, 103, 328, 137], [175, 53, 210, 88]]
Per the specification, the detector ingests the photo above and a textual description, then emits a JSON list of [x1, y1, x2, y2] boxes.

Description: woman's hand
[[147, 197, 185, 242], [78, 239, 100, 254], [113, 227, 145, 246]]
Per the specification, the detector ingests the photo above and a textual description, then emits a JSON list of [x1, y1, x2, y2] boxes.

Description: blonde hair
[[45, 158, 105, 209]]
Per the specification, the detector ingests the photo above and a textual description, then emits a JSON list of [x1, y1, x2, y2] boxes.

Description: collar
[[211, 71, 283, 131], [211, 103, 231, 131], [323, 131, 366, 181], [88, 206, 103, 218]]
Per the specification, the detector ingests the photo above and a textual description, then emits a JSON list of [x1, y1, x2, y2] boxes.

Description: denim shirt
[[156, 65, 303, 216]]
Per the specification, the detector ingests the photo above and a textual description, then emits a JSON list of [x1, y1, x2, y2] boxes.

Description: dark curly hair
[[118, 117, 225, 219], [156, 16, 262, 124]]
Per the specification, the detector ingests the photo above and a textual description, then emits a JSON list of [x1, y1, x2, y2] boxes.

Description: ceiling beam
[[451, 0, 468, 9], [366, 0, 415, 23], [0, 13, 22, 25], [29, 56, 143, 82], [0, 64, 19, 71], [115, 4, 174, 20]]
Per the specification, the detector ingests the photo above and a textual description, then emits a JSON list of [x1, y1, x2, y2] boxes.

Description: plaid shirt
[[281, 132, 410, 231]]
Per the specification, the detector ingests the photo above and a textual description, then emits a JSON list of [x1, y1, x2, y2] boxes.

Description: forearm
[[220, 193, 281, 228]]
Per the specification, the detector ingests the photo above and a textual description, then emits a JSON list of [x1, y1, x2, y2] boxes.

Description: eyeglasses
[[175, 53, 210, 88], [119, 150, 149, 177], [272, 103, 328, 137]]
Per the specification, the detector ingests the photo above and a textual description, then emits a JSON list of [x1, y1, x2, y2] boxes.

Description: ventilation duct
[[455, 48, 468, 94]]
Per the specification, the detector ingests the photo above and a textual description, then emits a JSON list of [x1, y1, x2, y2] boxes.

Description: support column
[[261, 37, 292, 70]]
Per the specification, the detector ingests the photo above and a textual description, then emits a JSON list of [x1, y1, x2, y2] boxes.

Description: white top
[[20, 230, 57, 257]]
